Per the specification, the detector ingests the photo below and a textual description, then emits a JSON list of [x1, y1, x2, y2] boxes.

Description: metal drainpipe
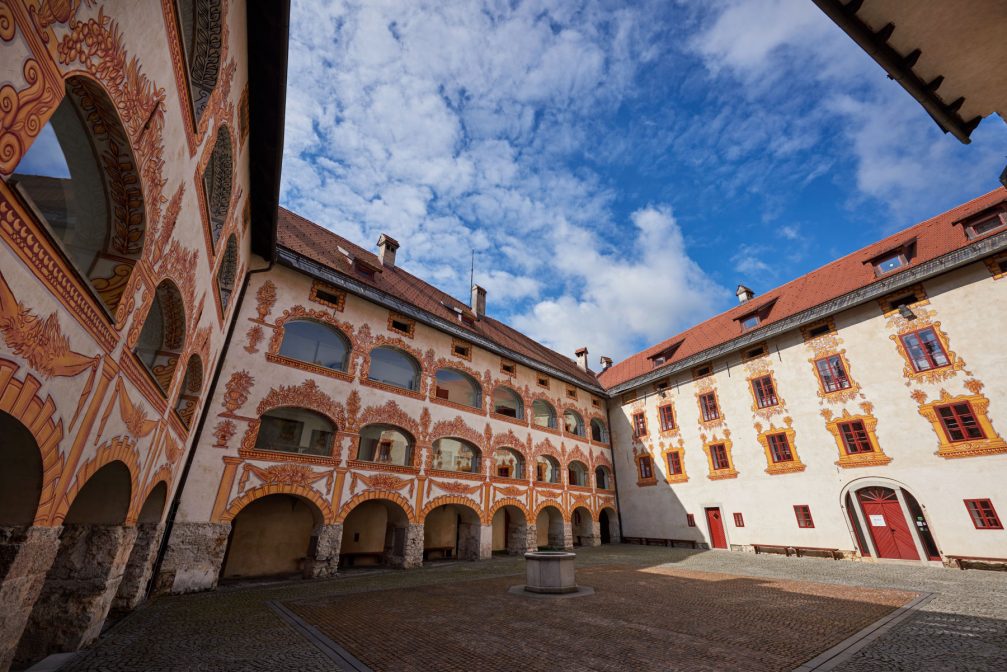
[[145, 257, 273, 598]]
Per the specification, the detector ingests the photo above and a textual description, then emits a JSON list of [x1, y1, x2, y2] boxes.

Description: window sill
[[835, 452, 893, 469], [361, 377, 424, 400], [430, 395, 485, 416], [636, 477, 658, 487], [490, 412, 528, 428], [242, 447, 339, 467], [765, 461, 806, 475], [266, 353, 353, 382], [665, 473, 688, 484], [935, 437, 1007, 459], [707, 468, 739, 480], [428, 468, 484, 481], [348, 459, 418, 474]]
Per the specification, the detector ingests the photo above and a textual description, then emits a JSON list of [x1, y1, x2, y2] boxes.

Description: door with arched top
[[857, 488, 919, 560]]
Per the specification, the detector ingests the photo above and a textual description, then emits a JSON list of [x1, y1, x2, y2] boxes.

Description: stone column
[[390, 523, 424, 569], [580, 521, 602, 547], [549, 522, 574, 550], [112, 522, 164, 615], [14, 524, 138, 668], [506, 522, 531, 555], [153, 522, 231, 595], [0, 526, 61, 672], [304, 524, 341, 578], [476, 524, 494, 560], [523, 524, 537, 553]]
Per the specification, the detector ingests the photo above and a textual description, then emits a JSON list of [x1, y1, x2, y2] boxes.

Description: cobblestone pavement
[[58, 545, 1007, 672]]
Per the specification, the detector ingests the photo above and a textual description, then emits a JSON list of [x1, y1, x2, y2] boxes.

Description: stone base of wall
[[0, 526, 61, 672], [506, 522, 532, 555], [304, 524, 341, 578], [112, 522, 164, 615], [523, 524, 537, 553], [14, 524, 137, 668], [154, 522, 231, 595], [390, 523, 424, 569], [548, 523, 573, 550]]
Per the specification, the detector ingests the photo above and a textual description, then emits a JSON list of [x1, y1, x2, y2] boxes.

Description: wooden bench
[[753, 544, 842, 560], [624, 536, 698, 549], [753, 544, 792, 556], [946, 555, 1007, 571], [423, 546, 454, 561], [340, 551, 385, 568]]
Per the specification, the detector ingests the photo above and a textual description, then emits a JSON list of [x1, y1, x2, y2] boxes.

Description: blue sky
[[279, 0, 1007, 364]]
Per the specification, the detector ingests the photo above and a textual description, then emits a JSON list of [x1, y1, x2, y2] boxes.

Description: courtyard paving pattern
[[58, 545, 1007, 672]]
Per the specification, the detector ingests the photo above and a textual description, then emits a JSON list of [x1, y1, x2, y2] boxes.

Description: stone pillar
[[476, 524, 494, 560], [153, 522, 231, 595], [505, 522, 532, 555], [390, 523, 424, 569], [551, 522, 573, 550], [580, 521, 602, 547], [304, 524, 341, 578], [111, 523, 164, 615], [0, 526, 61, 672], [523, 524, 537, 553], [15, 524, 138, 667]]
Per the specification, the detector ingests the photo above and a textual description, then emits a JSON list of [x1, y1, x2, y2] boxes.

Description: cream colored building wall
[[610, 259, 1007, 559]]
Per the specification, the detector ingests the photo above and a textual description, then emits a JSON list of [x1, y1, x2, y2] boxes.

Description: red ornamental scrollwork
[[255, 280, 277, 321], [429, 416, 484, 448], [256, 378, 345, 428], [355, 399, 420, 438], [351, 471, 415, 497], [213, 419, 236, 447], [435, 480, 482, 495], [244, 325, 263, 353], [492, 428, 530, 456], [222, 370, 253, 413], [239, 462, 331, 493], [494, 485, 526, 497], [0, 58, 61, 176]]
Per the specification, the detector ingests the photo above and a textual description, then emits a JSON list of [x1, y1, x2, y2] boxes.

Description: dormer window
[[735, 299, 776, 333], [960, 208, 1007, 240], [353, 258, 379, 280], [740, 314, 760, 330], [874, 252, 906, 275], [648, 342, 682, 368]]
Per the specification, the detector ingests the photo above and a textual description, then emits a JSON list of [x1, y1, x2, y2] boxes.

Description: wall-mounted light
[[898, 304, 916, 320]]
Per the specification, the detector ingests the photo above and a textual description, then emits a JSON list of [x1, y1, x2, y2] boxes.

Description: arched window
[[535, 455, 560, 483], [255, 407, 335, 456], [493, 448, 525, 479], [174, 355, 203, 427], [279, 320, 350, 372], [595, 466, 613, 490], [368, 347, 421, 391], [175, 0, 223, 122], [568, 460, 588, 487], [532, 400, 557, 430], [357, 424, 414, 467], [134, 280, 186, 394], [591, 418, 609, 443], [434, 368, 481, 408], [11, 77, 145, 314], [432, 437, 481, 473], [492, 387, 524, 419], [203, 127, 232, 247], [564, 410, 585, 437], [216, 234, 237, 310]]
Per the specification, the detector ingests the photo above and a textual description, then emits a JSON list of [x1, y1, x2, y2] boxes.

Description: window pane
[[918, 329, 949, 367], [532, 400, 556, 428], [432, 438, 480, 473], [255, 408, 334, 456], [492, 387, 523, 418], [280, 321, 349, 371], [369, 347, 419, 390], [357, 424, 413, 465], [435, 369, 481, 407]]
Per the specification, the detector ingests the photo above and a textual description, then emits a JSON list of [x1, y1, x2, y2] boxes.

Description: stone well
[[523, 551, 577, 594]]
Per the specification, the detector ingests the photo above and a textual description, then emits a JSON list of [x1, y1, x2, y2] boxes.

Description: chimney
[[471, 285, 486, 318], [377, 234, 399, 267], [599, 355, 612, 371], [575, 347, 589, 371], [736, 284, 755, 304]]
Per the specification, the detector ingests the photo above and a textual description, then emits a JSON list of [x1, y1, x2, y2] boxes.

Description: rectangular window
[[452, 343, 471, 358], [658, 404, 676, 431], [767, 433, 793, 463], [388, 314, 415, 337], [694, 365, 712, 378], [966, 214, 1006, 239], [686, 513, 696, 527], [666, 451, 683, 475], [751, 375, 778, 408], [500, 360, 516, 375], [733, 512, 745, 527], [744, 344, 766, 360], [794, 505, 815, 528], [815, 355, 850, 392], [965, 499, 1003, 529], [632, 412, 648, 438], [807, 323, 831, 338], [900, 327, 950, 372], [638, 455, 653, 480], [710, 443, 730, 470], [592, 399, 601, 408], [741, 314, 760, 329], [537, 376, 549, 389], [700, 392, 720, 422], [937, 403, 985, 442], [566, 387, 577, 400], [874, 252, 906, 275], [838, 420, 874, 454]]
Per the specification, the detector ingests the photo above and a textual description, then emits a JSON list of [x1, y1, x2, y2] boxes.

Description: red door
[[705, 507, 727, 549], [857, 488, 919, 560]]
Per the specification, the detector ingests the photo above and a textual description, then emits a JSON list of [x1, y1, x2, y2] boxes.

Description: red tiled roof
[[598, 188, 1007, 389], [276, 208, 602, 389]]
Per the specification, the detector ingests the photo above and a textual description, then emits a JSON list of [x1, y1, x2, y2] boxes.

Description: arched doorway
[[339, 499, 412, 569], [842, 479, 940, 561], [113, 482, 168, 614], [599, 507, 620, 544], [571, 507, 597, 547], [221, 494, 321, 580], [423, 503, 482, 561], [491, 505, 529, 555], [535, 506, 567, 550], [16, 461, 134, 668]]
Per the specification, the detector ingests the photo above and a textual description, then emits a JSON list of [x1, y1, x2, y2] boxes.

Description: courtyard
[[56, 545, 1006, 671]]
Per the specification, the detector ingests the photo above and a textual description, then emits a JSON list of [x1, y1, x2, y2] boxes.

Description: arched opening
[[356, 424, 415, 467], [221, 494, 321, 580], [368, 346, 421, 391], [845, 480, 939, 562], [563, 410, 585, 437], [254, 407, 335, 457], [175, 0, 223, 121], [568, 460, 588, 487], [0, 411, 43, 526], [535, 506, 567, 550], [595, 466, 613, 490], [173, 355, 203, 427], [431, 437, 481, 474], [203, 126, 232, 248], [434, 368, 481, 408], [11, 76, 145, 315], [279, 320, 351, 372], [532, 400, 557, 430], [493, 447, 525, 479], [591, 418, 609, 443], [600, 507, 620, 544], [16, 462, 133, 667], [340, 499, 411, 569], [491, 505, 529, 555], [423, 503, 482, 561], [492, 386, 524, 419], [134, 279, 186, 395], [113, 482, 168, 615], [535, 455, 560, 484], [216, 234, 238, 311], [571, 506, 597, 547]]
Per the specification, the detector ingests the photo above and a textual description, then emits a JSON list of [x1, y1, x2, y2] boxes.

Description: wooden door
[[705, 507, 727, 549], [858, 488, 919, 560]]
